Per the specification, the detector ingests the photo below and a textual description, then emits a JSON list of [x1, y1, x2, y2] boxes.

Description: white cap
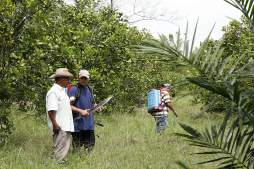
[[79, 69, 90, 79]]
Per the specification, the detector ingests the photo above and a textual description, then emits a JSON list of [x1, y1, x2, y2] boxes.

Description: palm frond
[[137, 21, 240, 81], [137, 20, 254, 119], [186, 77, 232, 100], [136, 2, 254, 168], [238, 58, 254, 79], [224, 0, 254, 30], [175, 161, 191, 169], [177, 117, 254, 169]]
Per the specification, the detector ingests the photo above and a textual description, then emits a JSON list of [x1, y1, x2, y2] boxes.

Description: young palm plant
[[224, 0, 254, 31], [137, 0, 254, 168]]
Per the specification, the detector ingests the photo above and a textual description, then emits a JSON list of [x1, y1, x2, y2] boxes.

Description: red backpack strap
[[66, 83, 72, 92], [67, 83, 81, 106]]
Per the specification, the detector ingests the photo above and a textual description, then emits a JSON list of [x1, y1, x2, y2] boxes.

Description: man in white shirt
[[46, 68, 85, 162]]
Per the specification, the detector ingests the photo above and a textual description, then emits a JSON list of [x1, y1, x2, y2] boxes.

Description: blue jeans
[[154, 115, 168, 133]]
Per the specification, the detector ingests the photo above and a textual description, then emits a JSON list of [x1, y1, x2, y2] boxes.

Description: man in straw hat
[[46, 68, 88, 162]]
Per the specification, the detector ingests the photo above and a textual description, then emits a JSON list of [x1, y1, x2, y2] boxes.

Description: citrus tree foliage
[[15, 0, 178, 111], [0, 0, 175, 143], [193, 18, 254, 113], [0, 0, 53, 145], [18, 0, 158, 110]]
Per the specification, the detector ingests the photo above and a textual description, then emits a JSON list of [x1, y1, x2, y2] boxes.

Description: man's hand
[[166, 102, 178, 117], [52, 123, 61, 135], [80, 109, 89, 116], [70, 105, 89, 116], [48, 111, 61, 134]]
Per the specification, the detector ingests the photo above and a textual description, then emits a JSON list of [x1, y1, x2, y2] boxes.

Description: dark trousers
[[72, 130, 95, 153]]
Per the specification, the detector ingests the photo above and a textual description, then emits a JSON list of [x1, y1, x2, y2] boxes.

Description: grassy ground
[[0, 96, 223, 169]]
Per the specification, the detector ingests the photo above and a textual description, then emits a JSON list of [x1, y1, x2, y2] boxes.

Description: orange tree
[[0, 0, 177, 144]]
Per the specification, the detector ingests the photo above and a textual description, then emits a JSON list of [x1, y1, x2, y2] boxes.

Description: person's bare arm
[[166, 102, 178, 117], [48, 110, 60, 134], [70, 100, 89, 116], [70, 105, 89, 116]]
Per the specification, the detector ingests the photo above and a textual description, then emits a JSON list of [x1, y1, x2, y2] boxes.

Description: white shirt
[[46, 83, 74, 132]]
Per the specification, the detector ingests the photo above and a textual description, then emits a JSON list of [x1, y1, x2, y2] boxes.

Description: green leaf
[[178, 123, 201, 138], [175, 161, 191, 169], [197, 156, 232, 164]]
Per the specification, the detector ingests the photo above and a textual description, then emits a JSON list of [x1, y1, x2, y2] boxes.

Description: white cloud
[[114, 0, 242, 43], [65, 0, 242, 43]]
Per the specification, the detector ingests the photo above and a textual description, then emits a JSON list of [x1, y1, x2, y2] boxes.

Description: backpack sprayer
[[147, 86, 177, 127]]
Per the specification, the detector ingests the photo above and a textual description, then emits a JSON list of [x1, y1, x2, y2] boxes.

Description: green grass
[[0, 96, 223, 169]]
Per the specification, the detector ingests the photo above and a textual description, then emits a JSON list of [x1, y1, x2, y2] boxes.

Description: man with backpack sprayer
[[148, 83, 177, 134], [67, 69, 96, 154]]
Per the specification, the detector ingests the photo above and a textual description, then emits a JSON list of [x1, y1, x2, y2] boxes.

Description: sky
[[66, 0, 242, 43]]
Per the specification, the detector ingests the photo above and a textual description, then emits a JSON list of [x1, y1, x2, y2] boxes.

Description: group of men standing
[[46, 68, 95, 162], [45, 68, 177, 163]]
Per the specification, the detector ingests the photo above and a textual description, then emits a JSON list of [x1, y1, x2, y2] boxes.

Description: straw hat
[[49, 68, 73, 79]]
